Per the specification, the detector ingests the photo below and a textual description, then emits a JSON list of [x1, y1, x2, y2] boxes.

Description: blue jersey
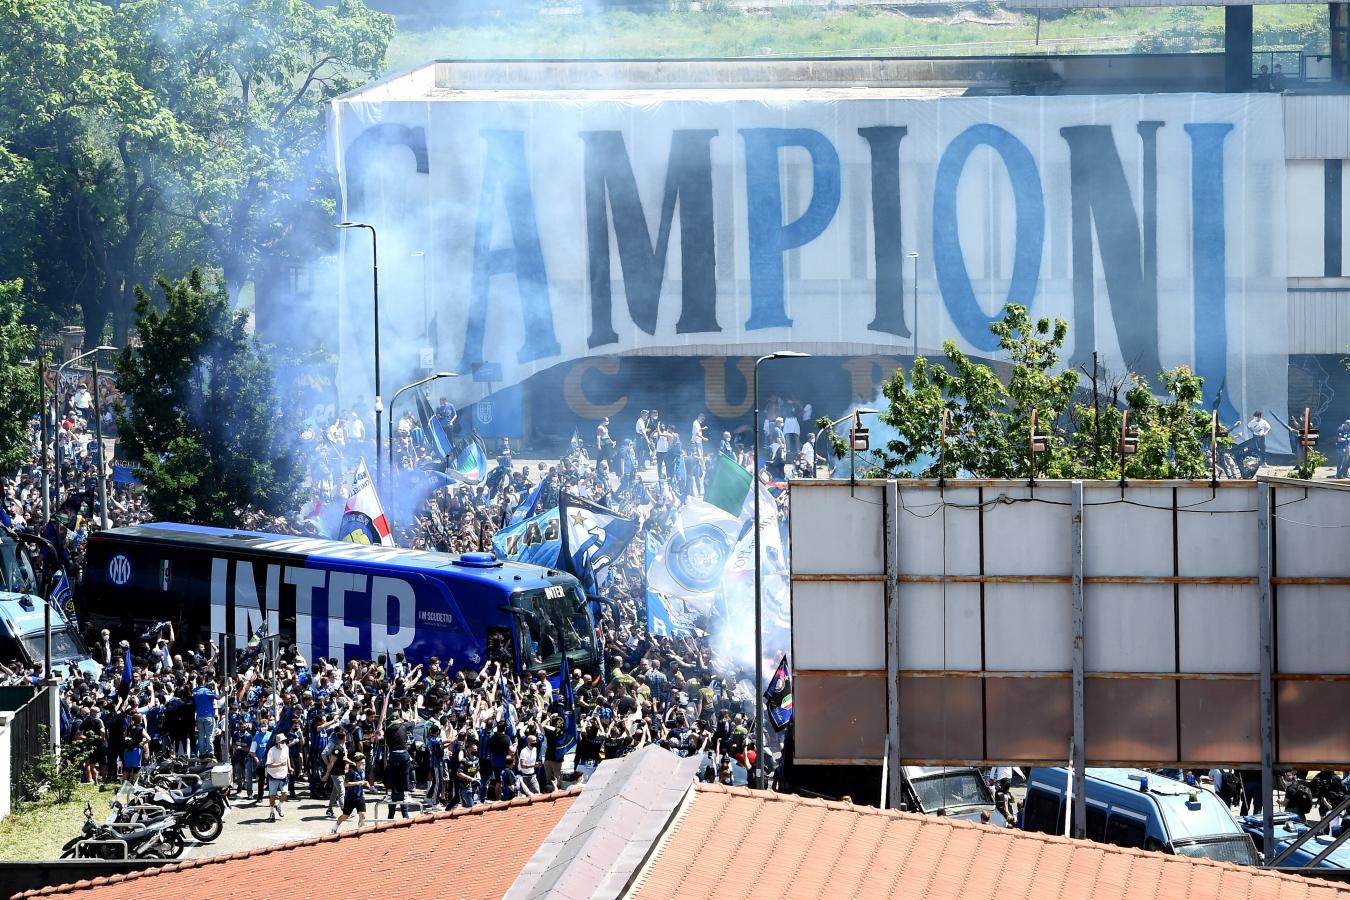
[[345, 766, 367, 799]]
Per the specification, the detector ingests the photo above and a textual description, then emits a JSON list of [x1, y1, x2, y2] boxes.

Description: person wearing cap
[[333, 751, 369, 833], [265, 732, 292, 821]]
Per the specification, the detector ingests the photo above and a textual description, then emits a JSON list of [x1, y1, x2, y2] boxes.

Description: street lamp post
[[336, 222, 384, 492], [54, 346, 117, 517], [37, 345, 49, 523], [907, 251, 920, 358], [388, 372, 458, 481], [752, 350, 810, 790]]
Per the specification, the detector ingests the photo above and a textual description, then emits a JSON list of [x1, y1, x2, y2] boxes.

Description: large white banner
[[330, 91, 1287, 435]]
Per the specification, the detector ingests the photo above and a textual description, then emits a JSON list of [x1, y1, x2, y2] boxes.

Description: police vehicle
[[0, 527, 98, 679], [1021, 767, 1260, 865]]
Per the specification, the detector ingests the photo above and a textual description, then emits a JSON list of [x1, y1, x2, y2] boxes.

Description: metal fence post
[[1070, 480, 1086, 839], [1257, 481, 1275, 862], [885, 480, 902, 810]]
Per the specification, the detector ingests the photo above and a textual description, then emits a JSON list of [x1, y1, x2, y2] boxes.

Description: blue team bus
[[82, 523, 598, 675]]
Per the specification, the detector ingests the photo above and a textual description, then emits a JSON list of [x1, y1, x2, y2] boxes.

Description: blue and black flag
[[764, 655, 793, 731]]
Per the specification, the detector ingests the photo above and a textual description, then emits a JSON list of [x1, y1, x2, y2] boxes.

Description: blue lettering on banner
[[463, 130, 561, 369], [740, 128, 841, 330], [932, 124, 1044, 351], [1185, 122, 1238, 424]]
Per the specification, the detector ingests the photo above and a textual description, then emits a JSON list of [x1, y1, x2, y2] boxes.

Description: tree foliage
[[819, 304, 1224, 480], [116, 268, 303, 524], [0, 0, 393, 338], [0, 279, 40, 475]]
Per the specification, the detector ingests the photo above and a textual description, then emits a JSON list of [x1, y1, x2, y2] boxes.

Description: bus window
[[487, 627, 514, 669], [510, 593, 563, 670], [1023, 791, 1064, 835], [1105, 814, 1147, 849]]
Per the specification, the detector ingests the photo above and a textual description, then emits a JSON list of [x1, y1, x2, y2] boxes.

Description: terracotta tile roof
[[631, 784, 1350, 900], [16, 789, 580, 900]]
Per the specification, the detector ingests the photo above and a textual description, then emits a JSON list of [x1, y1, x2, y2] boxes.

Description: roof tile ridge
[[880, 803, 927, 898], [843, 800, 892, 900], [24, 786, 587, 898], [768, 787, 838, 895]]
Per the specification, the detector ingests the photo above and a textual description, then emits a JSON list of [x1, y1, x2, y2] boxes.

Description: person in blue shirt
[[332, 752, 369, 833], [249, 713, 274, 803], [192, 675, 218, 759]]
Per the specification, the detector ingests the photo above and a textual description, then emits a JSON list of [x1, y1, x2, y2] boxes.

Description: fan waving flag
[[339, 458, 394, 546], [764, 655, 793, 731], [560, 493, 638, 590]]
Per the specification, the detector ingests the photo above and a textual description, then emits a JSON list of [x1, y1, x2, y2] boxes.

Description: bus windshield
[[20, 629, 86, 665], [911, 771, 992, 813], [510, 584, 596, 670]]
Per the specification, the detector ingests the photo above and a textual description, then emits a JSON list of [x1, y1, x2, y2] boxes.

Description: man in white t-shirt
[[1246, 411, 1271, 467], [265, 734, 291, 821], [517, 734, 541, 795]]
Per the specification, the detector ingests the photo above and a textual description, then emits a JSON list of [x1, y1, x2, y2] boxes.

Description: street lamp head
[[433, 371, 458, 379], [770, 351, 811, 360], [906, 251, 919, 259], [855, 407, 880, 416], [334, 221, 359, 228]]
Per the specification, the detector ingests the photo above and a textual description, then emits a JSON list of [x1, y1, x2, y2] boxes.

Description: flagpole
[[751, 351, 809, 791]]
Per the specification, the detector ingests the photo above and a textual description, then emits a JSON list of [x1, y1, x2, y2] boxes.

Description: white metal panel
[[896, 583, 982, 671], [1276, 585, 1350, 675], [984, 583, 1073, 672], [792, 581, 887, 671], [896, 486, 981, 576], [1177, 584, 1261, 673], [982, 485, 1073, 575], [1284, 95, 1350, 160], [1271, 484, 1350, 577], [1085, 584, 1176, 673], [1082, 485, 1174, 577], [789, 483, 885, 576], [1285, 160, 1325, 278], [1175, 486, 1258, 578], [1288, 291, 1350, 354]]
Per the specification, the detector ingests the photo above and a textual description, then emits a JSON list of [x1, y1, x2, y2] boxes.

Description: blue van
[[1021, 767, 1259, 866], [1240, 813, 1350, 869]]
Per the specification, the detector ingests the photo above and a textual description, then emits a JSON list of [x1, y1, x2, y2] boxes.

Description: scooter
[[60, 802, 186, 860]]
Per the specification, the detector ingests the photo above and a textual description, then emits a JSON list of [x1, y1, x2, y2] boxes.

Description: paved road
[[183, 789, 426, 860]]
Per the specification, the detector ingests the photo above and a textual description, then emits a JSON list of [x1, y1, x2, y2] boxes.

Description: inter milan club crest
[[663, 522, 734, 594]]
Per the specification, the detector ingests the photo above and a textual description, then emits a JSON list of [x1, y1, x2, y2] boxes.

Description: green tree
[[819, 308, 1226, 481], [115, 268, 303, 524], [1122, 367, 1216, 479], [829, 304, 1079, 479], [0, 280, 40, 475], [0, 0, 393, 336]]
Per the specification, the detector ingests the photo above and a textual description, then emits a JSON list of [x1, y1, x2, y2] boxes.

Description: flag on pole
[[339, 458, 394, 546], [509, 478, 546, 526], [492, 506, 564, 568], [560, 493, 638, 590], [644, 532, 696, 637], [703, 454, 753, 517], [446, 433, 490, 485], [646, 499, 739, 606], [764, 655, 793, 731]]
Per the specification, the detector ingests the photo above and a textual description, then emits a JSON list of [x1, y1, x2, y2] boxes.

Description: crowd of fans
[[1, 379, 811, 832]]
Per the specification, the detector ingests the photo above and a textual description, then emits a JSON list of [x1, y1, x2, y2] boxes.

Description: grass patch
[[384, 4, 1328, 73], [0, 782, 105, 861]]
